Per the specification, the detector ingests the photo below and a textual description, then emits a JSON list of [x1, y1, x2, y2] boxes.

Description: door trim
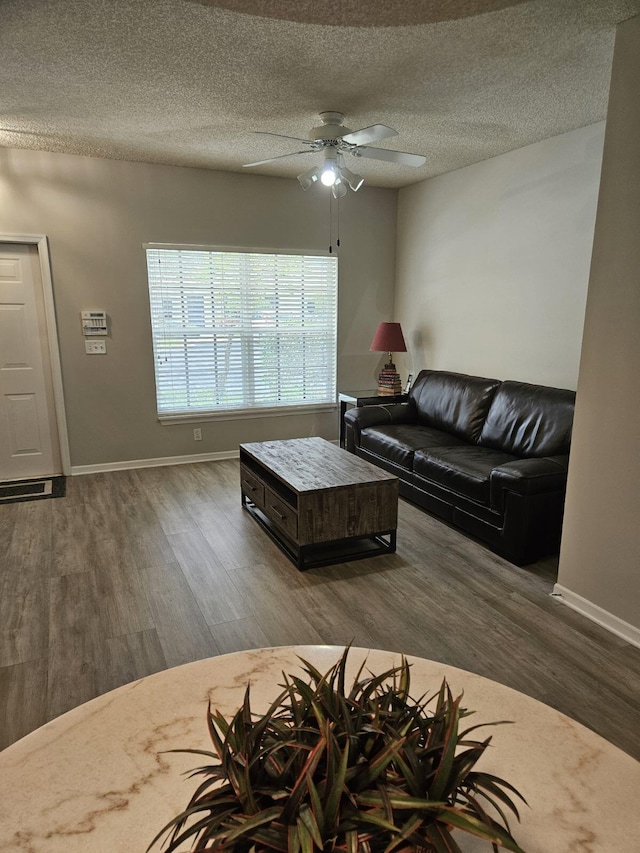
[[0, 233, 70, 476]]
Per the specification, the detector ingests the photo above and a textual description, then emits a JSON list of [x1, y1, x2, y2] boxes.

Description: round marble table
[[0, 646, 638, 852]]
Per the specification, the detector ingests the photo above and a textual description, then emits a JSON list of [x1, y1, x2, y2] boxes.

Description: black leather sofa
[[344, 369, 575, 565]]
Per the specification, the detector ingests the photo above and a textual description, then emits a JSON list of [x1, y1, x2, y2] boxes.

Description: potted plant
[[150, 649, 526, 853]]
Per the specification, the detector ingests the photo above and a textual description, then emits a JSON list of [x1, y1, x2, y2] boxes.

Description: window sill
[[159, 403, 337, 425]]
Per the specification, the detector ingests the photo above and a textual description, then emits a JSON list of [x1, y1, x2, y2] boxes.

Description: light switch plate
[[85, 340, 107, 354]]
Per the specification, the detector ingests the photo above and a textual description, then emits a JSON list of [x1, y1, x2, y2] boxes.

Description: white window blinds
[[145, 247, 338, 418]]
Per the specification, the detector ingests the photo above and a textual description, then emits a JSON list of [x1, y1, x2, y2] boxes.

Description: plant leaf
[[223, 806, 285, 843], [324, 735, 350, 828], [436, 808, 526, 853], [428, 689, 461, 800], [298, 804, 324, 849], [423, 822, 465, 853]]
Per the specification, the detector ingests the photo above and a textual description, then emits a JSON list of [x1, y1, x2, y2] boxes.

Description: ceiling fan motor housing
[[310, 111, 352, 143]]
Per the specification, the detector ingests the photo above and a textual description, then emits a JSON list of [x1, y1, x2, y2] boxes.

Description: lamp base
[[377, 362, 402, 395]]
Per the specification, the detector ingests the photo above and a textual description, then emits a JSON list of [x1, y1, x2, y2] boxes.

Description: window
[[145, 246, 338, 420]]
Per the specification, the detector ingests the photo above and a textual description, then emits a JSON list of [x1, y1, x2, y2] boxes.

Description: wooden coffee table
[[240, 437, 398, 569]]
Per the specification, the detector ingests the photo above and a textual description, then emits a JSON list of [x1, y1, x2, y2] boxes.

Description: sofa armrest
[[490, 455, 569, 511], [344, 403, 416, 452]]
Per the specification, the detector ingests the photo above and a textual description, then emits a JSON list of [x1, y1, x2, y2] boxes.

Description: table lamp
[[370, 322, 407, 395]]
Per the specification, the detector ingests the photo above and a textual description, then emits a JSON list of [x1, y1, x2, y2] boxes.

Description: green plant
[[150, 649, 526, 853]]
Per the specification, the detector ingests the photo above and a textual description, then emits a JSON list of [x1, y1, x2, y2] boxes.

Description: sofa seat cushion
[[413, 446, 518, 505], [361, 424, 466, 468]]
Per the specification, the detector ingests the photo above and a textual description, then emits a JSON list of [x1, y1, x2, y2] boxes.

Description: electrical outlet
[[193, 428, 202, 441], [85, 340, 106, 354]]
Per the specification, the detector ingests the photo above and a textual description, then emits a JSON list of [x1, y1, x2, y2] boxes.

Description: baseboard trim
[[71, 449, 240, 475], [70, 438, 341, 476], [551, 584, 640, 649]]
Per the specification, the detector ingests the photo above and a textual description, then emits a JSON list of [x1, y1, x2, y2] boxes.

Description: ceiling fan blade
[[254, 131, 313, 145], [341, 124, 398, 146], [243, 150, 316, 168], [353, 147, 426, 167]]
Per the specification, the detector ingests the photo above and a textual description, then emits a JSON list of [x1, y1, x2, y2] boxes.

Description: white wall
[[395, 124, 605, 389], [0, 149, 397, 467], [556, 14, 640, 639]]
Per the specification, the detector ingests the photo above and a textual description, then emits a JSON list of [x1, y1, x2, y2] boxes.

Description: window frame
[[144, 243, 339, 424]]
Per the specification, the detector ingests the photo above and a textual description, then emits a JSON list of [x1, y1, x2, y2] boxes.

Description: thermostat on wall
[[81, 310, 108, 336]]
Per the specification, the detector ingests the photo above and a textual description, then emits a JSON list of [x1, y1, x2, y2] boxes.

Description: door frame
[[0, 233, 70, 476]]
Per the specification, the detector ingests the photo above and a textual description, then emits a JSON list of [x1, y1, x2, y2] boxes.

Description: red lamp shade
[[369, 322, 407, 354]]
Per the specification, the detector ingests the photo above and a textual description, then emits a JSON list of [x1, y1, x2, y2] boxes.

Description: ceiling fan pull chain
[[329, 191, 333, 254]]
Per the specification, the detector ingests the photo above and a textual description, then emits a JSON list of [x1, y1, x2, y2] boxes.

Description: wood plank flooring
[[1, 459, 639, 759]]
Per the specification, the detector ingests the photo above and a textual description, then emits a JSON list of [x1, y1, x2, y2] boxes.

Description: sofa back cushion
[[409, 370, 500, 443], [478, 381, 575, 457]]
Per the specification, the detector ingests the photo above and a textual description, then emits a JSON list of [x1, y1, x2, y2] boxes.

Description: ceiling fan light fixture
[[340, 164, 364, 192], [320, 165, 338, 186], [320, 150, 339, 186], [297, 164, 321, 190], [331, 179, 347, 199]]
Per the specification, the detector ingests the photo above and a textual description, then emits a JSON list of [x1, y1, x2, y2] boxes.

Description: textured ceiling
[[1, 0, 639, 188]]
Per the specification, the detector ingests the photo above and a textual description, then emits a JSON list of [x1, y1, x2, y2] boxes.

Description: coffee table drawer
[[264, 487, 298, 540], [240, 464, 265, 508]]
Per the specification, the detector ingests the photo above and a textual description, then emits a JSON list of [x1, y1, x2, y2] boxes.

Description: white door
[[0, 244, 61, 480]]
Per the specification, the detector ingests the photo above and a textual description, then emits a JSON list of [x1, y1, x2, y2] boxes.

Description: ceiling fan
[[243, 111, 426, 197]]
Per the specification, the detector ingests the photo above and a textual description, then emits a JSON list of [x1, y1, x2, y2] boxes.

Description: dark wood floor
[[1, 459, 639, 758]]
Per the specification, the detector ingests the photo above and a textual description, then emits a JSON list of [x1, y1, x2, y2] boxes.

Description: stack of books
[[377, 362, 402, 395]]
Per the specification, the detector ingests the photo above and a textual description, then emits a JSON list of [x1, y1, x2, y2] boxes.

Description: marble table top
[[0, 645, 639, 852]]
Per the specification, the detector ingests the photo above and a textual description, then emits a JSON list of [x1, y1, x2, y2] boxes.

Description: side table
[[338, 389, 408, 448]]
